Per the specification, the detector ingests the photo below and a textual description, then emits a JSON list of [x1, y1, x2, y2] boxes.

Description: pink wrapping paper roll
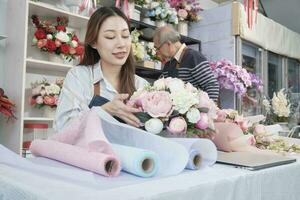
[[30, 109, 121, 176], [30, 139, 120, 177]]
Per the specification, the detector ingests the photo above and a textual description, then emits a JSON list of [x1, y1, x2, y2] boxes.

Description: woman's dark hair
[[80, 7, 136, 96]]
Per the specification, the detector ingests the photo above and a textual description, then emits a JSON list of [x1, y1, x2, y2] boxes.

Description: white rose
[[45, 84, 61, 95], [153, 78, 166, 90], [166, 78, 185, 93], [145, 118, 163, 134], [47, 34, 53, 40], [148, 42, 154, 49], [71, 40, 78, 48], [56, 31, 70, 43], [170, 89, 199, 114], [186, 108, 201, 123]]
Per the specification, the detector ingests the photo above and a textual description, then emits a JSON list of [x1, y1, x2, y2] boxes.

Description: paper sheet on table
[[94, 107, 189, 176]]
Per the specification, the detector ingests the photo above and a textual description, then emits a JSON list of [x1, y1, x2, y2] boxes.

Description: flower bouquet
[[210, 59, 253, 97], [168, 0, 203, 22], [131, 29, 145, 62], [127, 77, 218, 138], [31, 15, 84, 63], [0, 88, 16, 119], [262, 89, 291, 124], [30, 79, 64, 109], [143, 1, 178, 25]]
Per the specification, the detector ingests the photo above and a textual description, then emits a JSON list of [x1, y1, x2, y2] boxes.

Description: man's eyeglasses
[[154, 41, 166, 51]]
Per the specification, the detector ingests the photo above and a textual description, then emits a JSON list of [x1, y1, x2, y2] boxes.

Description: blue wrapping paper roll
[[186, 149, 202, 170], [112, 144, 159, 178]]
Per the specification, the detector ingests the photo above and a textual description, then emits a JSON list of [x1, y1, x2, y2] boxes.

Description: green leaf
[[135, 112, 152, 123]]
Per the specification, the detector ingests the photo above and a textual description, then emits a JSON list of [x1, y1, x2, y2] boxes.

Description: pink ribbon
[[115, 0, 130, 18], [244, 0, 258, 29]]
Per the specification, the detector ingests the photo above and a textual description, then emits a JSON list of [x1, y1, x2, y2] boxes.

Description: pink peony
[[35, 96, 44, 104], [195, 113, 209, 129], [167, 117, 187, 135], [141, 91, 173, 118], [197, 91, 211, 108], [43, 96, 56, 106]]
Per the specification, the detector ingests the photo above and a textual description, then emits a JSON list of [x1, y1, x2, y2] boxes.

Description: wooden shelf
[[26, 58, 72, 73], [0, 35, 7, 40], [130, 19, 201, 51], [28, 1, 88, 29], [23, 117, 54, 122]]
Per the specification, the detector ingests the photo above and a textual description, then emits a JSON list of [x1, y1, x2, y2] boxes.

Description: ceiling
[[210, 0, 300, 34]]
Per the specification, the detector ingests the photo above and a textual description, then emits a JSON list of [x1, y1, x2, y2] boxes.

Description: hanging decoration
[[115, 0, 129, 18], [244, 0, 259, 29]]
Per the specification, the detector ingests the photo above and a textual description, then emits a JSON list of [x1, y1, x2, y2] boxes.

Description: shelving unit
[[1, 0, 202, 154]]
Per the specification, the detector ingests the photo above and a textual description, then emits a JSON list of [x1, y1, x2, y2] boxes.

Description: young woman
[[55, 7, 148, 130]]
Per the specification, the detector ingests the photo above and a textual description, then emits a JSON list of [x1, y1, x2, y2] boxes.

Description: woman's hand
[[102, 94, 141, 127]]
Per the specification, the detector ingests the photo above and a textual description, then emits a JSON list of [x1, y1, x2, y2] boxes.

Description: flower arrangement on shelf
[[130, 29, 145, 62], [262, 89, 291, 123], [145, 42, 160, 62], [31, 15, 84, 62], [0, 88, 16, 119], [210, 59, 256, 97], [168, 0, 203, 22], [129, 0, 146, 6], [127, 77, 218, 138], [30, 78, 64, 109], [144, 1, 178, 25]]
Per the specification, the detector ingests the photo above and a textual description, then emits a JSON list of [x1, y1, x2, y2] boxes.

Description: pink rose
[[55, 39, 61, 47], [216, 109, 227, 122], [253, 124, 266, 136], [178, 9, 188, 20], [37, 39, 47, 48], [43, 96, 56, 106], [69, 47, 76, 55], [195, 113, 209, 129], [142, 91, 173, 118], [35, 96, 44, 104], [167, 117, 187, 135]]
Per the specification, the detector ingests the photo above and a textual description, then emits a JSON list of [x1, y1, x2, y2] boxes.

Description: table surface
[[1, 153, 300, 200]]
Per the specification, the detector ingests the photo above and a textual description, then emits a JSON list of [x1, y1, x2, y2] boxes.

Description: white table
[[1, 155, 300, 200]]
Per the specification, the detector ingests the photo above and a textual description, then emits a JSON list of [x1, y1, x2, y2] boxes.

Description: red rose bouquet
[[31, 15, 84, 61]]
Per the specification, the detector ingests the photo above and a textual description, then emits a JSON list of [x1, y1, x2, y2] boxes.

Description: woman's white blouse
[[54, 61, 148, 131]]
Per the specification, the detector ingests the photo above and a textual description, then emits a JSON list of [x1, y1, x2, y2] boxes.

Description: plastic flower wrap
[[0, 88, 16, 119], [210, 59, 253, 96], [216, 108, 300, 154], [144, 1, 178, 24], [127, 77, 218, 137], [30, 78, 64, 108], [31, 15, 84, 61], [130, 29, 145, 62], [168, 0, 203, 22], [262, 89, 291, 123]]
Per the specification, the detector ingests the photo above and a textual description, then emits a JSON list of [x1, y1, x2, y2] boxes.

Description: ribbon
[[244, 0, 259, 29], [115, 0, 130, 18]]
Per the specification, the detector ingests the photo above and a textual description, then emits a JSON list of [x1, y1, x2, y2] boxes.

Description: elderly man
[[153, 25, 219, 102]]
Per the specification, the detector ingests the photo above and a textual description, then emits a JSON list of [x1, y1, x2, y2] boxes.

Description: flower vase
[[48, 54, 64, 64], [177, 21, 188, 36], [43, 106, 56, 118], [155, 20, 166, 27]]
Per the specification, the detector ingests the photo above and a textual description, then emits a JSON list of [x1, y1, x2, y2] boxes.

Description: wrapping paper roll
[[30, 140, 120, 177], [169, 138, 218, 169], [112, 144, 159, 177], [94, 107, 189, 176], [30, 110, 121, 177]]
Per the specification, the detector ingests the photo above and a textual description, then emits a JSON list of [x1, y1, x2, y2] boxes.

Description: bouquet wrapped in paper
[[127, 77, 218, 138]]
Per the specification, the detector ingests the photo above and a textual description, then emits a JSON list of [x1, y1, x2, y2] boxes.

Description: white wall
[[0, 0, 7, 88]]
